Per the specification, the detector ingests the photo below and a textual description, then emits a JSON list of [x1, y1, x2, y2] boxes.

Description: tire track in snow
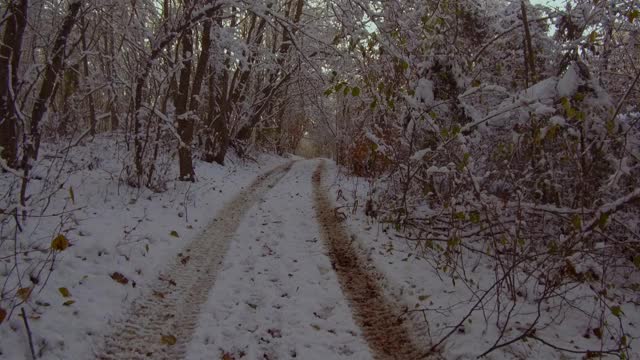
[[98, 162, 293, 360], [312, 160, 428, 360]]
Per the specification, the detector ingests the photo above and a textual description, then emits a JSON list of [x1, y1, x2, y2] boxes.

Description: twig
[[21, 307, 37, 360]]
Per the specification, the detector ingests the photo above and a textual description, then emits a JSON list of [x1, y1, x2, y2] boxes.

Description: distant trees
[[0, 0, 320, 188]]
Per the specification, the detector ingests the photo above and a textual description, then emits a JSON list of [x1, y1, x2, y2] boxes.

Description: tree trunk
[[175, 15, 195, 181], [520, 1, 536, 84], [80, 16, 97, 136], [27, 0, 82, 163], [0, 0, 28, 169]]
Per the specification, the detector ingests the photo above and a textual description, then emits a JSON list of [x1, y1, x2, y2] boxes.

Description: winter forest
[[1, 0, 640, 359]]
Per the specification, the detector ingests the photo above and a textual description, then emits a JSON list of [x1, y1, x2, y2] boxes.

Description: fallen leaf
[[152, 291, 165, 299], [180, 256, 190, 265], [0, 307, 6, 324], [51, 234, 69, 251], [110, 272, 129, 285], [221, 352, 235, 360], [169, 230, 179, 238], [58, 287, 71, 298], [161, 334, 177, 346], [62, 300, 75, 306], [17, 287, 32, 301]]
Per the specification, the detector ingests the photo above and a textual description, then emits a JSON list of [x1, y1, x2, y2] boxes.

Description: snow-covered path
[[99, 162, 295, 359], [185, 160, 373, 359], [98, 159, 424, 360]]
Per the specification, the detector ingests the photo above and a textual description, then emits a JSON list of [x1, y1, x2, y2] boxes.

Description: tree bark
[[80, 16, 97, 136], [175, 2, 196, 181], [0, 0, 29, 169], [520, 0, 536, 84], [27, 0, 82, 163]]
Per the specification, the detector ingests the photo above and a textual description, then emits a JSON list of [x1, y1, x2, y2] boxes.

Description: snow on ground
[[186, 160, 372, 360], [325, 161, 640, 360], [0, 137, 288, 360]]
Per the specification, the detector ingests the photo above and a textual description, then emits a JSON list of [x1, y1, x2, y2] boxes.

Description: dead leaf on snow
[[110, 272, 129, 285], [59, 287, 71, 298], [160, 334, 177, 346], [221, 352, 235, 360], [17, 287, 32, 301], [51, 234, 70, 251], [0, 307, 6, 324]]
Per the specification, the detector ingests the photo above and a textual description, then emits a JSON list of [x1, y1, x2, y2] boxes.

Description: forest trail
[[98, 160, 424, 360], [99, 162, 294, 359], [312, 161, 427, 360]]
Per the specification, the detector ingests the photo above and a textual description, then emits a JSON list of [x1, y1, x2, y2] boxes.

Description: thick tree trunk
[[212, 112, 230, 165], [175, 23, 195, 181], [0, 0, 28, 169], [27, 0, 82, 163]]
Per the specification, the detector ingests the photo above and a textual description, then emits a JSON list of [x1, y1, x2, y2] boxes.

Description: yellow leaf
[[169, 230, 179, 238], [58, 287, 71, 298], [0, 307, 6, 324], [17, 287, 32, 301], [51, 234, 69, 251], [69, 186, 75, 204], [62, 300, 75, 306], [161, 334, 177, 346]]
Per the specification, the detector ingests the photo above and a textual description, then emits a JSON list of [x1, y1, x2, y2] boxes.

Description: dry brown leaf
[[0, 307, 6, 324], [51, 234, 70, 251], [58, 287, 71, 298], [110, 272, 129, 285], [17, 287, 32, 301], [221, 353, 235, 360], [160, 334, 177, 346]]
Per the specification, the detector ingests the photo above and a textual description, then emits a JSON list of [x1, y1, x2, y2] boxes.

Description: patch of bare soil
[[98, 162, 293, 360], [312, 160, 430, 360]]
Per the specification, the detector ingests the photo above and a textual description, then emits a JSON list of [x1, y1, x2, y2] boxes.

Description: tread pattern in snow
[[98, 162, 293, 360], [312, 161, 431, 360]]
